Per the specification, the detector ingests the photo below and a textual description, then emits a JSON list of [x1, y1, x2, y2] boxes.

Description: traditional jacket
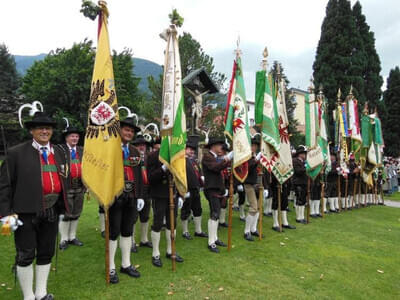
[[0, 140, 68, 216], [202, 150, 229, 193], [186, 157, 203, 190], [56, 144, 84, 190], [244, 157, 258, 185], [121, 143, 144, 199], [292, 156, 307, 185], [148, 150, 169, 199]]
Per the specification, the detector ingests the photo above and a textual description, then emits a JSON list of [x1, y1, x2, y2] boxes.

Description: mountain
[[13, 54, 162, 94]]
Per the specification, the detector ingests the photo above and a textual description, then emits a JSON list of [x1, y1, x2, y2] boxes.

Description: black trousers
[[295, 184, 307, 206], [151, 197, 178, 232], [326, 181, 338, 197], [272, 183, 289, 211], [237, 190, 245, 206], [109, 193, 136, 240], [181, 189, 202, 220], [311, 181, 321, 201], [14, 213, 58, 266], [133, 197, 151, 223], [204, 189, 223, 221]]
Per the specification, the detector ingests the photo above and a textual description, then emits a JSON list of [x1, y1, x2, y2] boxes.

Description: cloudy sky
[[1, 0, 399, 99]]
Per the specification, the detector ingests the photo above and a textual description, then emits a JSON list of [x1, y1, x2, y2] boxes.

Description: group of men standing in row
[[0, 110, 385, 299]]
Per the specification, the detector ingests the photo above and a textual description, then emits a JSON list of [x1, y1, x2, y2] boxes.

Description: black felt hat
[[295, 145, 307, 156], [120, 117, 141, 132], [206, 136, 226, 148], [132, 135, 150, 146], [24, 112, 57, 129]]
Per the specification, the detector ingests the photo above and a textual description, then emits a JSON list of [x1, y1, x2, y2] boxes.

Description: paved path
[[383, 200, 400, 208]]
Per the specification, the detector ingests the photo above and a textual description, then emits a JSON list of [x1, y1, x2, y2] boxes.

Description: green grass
[[385, 191, 400, 201], [1, 198, 399, 300]]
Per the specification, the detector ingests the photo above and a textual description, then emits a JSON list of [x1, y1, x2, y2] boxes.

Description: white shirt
[[32, 139, 53, 154], [209, 150, 218, 158]]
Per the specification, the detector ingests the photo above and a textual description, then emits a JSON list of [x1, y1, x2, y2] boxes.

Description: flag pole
[[227, 168, 234, 251], [257, 163, 264, 240], [321, 170, 325, 218], [104, 207, 110, 284], [306, 177, 311, 224], [345, 177, 349, 211], [168, 173, 176, 271], [278, 184, 282, 232], [352, 177, 358, 208]]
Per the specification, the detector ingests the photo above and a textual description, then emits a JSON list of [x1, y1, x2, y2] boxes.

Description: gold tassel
[[1, 222, 11, 236]]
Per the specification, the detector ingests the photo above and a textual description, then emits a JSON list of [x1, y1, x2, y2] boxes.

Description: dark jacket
[[244, 157, 258, 185], [148, 150, 169, 198], [327, 160, 339, 184], [292, 157, 307, 185], [186, 157, 202, 190], [125, 144, 144, 199], [56, 144, 85, 191], [0, 141, 68, 216], [202, 150, 229, 193]]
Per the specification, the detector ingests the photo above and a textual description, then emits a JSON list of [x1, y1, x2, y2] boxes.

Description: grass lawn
[[1, 197, 399, 300], [385, 191, 400, 202]]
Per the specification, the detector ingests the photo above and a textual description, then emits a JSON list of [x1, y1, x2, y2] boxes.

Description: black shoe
[[300, 219, 307, 224], [296, 219, 302, 223], [215, 239, 227, 247], [131, 244, 138, 253], [244, 232, 254, 241], [182, 232, 192, 240], [166, 252, 184, 263], [310, 214, 317, 218], [152, 255, 162, 267], [283, 224, 296, 229], [251, 231, 264, 237], [329, 209, 337, 213], [39, 294, 54, 300], [272, 226, 283, 232], [120, 265, 140, 278], [194, 231, 208, 238], [316, 214, 323, 218], [139, 241, 153, 248], [101, 231, 105, 238], [239, 217, 246, 222], [69, 238, 83, 246], [219, 222, 228, 228], [109, 269, 119, 284], [233, 206, 239, 211], [208, 244, 220, 253], [59, 240, 69, 250]]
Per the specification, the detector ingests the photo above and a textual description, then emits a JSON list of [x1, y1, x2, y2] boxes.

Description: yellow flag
[[82, 2, 124, 208]]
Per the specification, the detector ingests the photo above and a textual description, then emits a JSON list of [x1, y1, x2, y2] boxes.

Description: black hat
[[24, 112, 57, 129], [251, 135, 261, 145], [295, 145, 307, 156], [120, 117, 140, 132], [132, 135, 150, 146], [206, 136, 225, 148], [186, 136, 198, 150], [63, 126, 82, 138]]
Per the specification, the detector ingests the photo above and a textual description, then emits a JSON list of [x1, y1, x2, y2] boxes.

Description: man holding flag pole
[[224, 39, 252, 250], [81, 1, 126, 284], [153, 10, 187, 271]]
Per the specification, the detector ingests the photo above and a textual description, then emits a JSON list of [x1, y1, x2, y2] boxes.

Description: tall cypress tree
[[352, 1, 383, 108], [382, 67, 400, 157], [313, 0, 367, 112]]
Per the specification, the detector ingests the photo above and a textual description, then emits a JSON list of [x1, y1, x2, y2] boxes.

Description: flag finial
[[349, 84, 353, 95], [337, 88, 342, 101], [261, 47, 268, 71], [308, 77, 314, 93], [235, 36, 242, 59]]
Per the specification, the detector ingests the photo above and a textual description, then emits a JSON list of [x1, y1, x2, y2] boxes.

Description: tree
[[0, 43, 20, 97], [269, 61, 304, 148], [352, 0, 383, 107], [20, 40, 142, 141], [313, 0, 368, 113], [382, 67, 400, 157]]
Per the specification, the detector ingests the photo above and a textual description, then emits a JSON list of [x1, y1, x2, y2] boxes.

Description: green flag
[[255, 70, 280, 172], [224, 56, 252, 182], [159, 24, 187, 196]]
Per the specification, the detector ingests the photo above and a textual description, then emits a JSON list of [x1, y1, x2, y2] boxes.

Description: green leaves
[[168, 9, 184, 27], [80, 0, 101, 21]]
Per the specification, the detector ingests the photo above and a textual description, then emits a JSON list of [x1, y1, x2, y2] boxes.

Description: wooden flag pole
[[352, 178, 358, 208], [168, 173, 176, 271], [306, 177, 311, 224], [278, 184, 282, 232], [345, 178, 349, 211], [104, 207, 110, 284], [364, 182, 368, 207], [257, 163, 264, 240], [227, 169, 234, 251], [337, 175, 342, 212]]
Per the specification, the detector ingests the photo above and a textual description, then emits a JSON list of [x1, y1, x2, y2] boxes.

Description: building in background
[[289, 87, 308, 134]]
